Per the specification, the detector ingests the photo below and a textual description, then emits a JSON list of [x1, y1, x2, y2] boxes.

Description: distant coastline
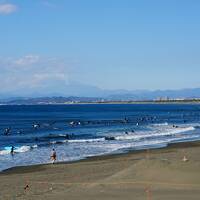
[[1, 98, 200, 105]]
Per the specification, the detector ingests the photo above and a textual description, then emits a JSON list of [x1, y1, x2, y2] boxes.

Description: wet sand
[[1, 141, 200, 200]]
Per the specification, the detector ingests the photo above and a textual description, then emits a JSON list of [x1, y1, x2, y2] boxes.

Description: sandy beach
[[1, 141, 200, 200]]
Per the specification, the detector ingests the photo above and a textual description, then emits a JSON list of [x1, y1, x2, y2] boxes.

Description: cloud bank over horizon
[[0, 55, 70, 94]]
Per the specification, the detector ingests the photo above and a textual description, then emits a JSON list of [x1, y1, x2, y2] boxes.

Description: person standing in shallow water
[[50, 149, 57, 164], [10, 146, 14, 156]]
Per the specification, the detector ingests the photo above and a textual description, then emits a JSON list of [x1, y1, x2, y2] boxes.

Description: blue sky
[[0, 0, 200, 95]]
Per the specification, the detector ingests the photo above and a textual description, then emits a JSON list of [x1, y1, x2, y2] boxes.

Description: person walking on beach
[[50, 148, 57, 164]]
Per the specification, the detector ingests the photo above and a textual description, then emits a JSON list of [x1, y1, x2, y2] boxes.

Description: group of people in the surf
[[2, 115, 187, 157], [2, 115, 188, 137], [8, 145, 57, 164]]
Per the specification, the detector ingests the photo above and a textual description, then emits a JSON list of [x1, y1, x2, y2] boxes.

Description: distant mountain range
[[1, 87, 200, 104], [106, 88, 200, 101]]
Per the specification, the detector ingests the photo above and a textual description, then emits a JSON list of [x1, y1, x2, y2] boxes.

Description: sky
[[0, 0, 200, 96]]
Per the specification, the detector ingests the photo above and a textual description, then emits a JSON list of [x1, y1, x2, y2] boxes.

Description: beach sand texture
[[1, 141, 200, 200]]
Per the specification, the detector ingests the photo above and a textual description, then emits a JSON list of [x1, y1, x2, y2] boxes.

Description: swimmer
[[32, 124, 40, 129], [4, 127, 11, 135]]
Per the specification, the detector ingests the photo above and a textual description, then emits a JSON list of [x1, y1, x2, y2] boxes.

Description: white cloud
[[0, 55, 70, 93], [0, 3, 18, 15], [13, 55, 40, 66]]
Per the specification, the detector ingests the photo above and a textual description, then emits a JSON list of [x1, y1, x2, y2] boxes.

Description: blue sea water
[[0, 104, 200, 171]]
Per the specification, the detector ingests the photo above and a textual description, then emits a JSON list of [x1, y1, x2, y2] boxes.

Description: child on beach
[[50, 149, 57, 164]]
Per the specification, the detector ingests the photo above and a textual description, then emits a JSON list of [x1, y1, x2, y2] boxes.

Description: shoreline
[[1, 139, 200, 174], [1, 140, 200, 199]]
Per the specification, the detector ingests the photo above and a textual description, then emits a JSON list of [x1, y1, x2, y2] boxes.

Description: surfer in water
[[32, 123, 40, 129], [4, 127, 11, 135], [50, 149, 57, 164]]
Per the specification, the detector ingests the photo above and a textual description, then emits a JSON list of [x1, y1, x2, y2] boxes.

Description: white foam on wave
[[68, 138, 105, 143], [0, 145, 37, 155], [49, 140, 67, 144], [58, 134, 67, 137], [15, 146, 31, 153], [92, 139, 168, 154], [152, 122, 169, 126], [49, 137, 106, 145], [102, 134, 200, 154], [50, 141, 57, 144], [114, 126, 195, 141], [0, 149, 10, 155], [166, 126, 195, 135]]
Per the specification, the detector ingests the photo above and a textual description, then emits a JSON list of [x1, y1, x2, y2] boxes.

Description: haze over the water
[[0, 0, 200, 97]]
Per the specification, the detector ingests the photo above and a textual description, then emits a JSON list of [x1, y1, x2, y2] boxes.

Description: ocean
[[0, 103, 200, 171]]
